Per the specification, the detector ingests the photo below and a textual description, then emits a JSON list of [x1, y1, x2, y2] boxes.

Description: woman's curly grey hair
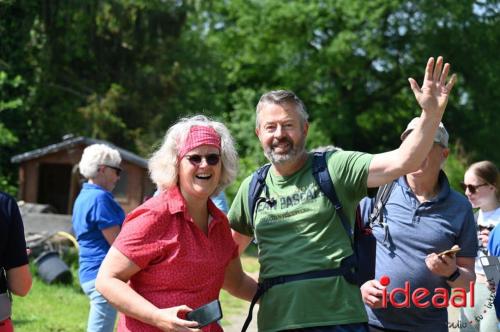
[[79, 144, 122, 179], [149, 115, 238, 194]]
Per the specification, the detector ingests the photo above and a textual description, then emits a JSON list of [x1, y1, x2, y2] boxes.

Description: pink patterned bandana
[[178, 125, 221, 159]]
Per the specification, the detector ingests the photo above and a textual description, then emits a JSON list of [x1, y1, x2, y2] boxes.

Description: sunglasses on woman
[[460, 182, 488, 194], [101, 164, 122, 176], [185, 154, 221, 166]]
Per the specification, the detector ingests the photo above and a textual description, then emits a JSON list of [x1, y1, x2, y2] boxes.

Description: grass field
[[11, 248, 259, 332]]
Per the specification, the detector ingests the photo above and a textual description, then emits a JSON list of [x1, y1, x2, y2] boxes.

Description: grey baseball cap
[[400, 117, 449, 148]]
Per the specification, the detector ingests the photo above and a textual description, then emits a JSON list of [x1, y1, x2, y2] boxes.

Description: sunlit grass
[[12, 274, 89, 332]]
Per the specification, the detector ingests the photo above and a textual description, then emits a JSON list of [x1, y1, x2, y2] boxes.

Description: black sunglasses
[[460, 182, 487, 194], [185, 154, 220, 166], [101, 164, 122, 176]]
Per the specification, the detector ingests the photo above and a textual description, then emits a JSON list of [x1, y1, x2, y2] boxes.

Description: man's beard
[[263, 136, 306, 165]]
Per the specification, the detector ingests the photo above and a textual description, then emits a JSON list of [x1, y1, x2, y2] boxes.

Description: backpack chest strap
[[240, 255, 357, 332]]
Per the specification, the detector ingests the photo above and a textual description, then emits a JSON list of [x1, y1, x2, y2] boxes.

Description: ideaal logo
[[378, 275, 495, 329], [378, 275, 474, 308]]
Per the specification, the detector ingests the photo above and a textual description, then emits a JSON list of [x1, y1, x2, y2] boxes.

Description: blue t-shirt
[[72, 183, 125, 283], [359, 172, 477, 331], [211, 191, 229, 214]]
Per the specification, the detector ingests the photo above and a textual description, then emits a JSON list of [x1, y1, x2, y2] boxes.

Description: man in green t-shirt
[[228, 56, 457, 332]]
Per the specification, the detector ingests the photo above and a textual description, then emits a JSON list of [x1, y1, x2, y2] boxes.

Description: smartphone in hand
[[437, 246, 461, 256], [186, 299, 223, 328]]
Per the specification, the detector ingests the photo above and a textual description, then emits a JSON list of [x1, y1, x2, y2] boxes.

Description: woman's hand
[[151, 305, 202, 332], [97, 248, 202, 331], [478, 228, 491, 247]]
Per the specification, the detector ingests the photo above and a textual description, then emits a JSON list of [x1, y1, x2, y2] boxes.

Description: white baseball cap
[[400, 117, 449, 148]]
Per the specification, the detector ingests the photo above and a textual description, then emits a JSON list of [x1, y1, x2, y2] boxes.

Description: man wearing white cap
[[359, 119, 477, 332]]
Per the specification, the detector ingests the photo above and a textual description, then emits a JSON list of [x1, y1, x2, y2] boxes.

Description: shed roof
[[11, 136, 148, 168]]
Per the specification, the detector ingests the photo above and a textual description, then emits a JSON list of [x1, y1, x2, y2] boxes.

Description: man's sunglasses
[[101, 164, 122, 176], [185, 154, 220, 166], [460, 182, 488, 194]]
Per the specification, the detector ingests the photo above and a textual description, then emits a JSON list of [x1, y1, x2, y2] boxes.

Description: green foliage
[[0, 0, 188, 156], [0, 0, 498, 192], [444, 142, 469, 192], [0, 70, 22, 193], [194, 0, 499, 161], [0, 175, 17, 195], [0, 71, 22, 145], [77, 84, 127, 140]]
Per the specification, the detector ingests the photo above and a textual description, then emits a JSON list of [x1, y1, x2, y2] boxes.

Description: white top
[[475, 207, 500, 275]]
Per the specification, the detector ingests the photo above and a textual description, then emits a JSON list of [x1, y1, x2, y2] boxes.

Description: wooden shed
[[11, 136, 155, 214]]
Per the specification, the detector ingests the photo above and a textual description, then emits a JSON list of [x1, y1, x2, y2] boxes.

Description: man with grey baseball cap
[[359, 118, 477, 332], [401, 117, 449, 148]]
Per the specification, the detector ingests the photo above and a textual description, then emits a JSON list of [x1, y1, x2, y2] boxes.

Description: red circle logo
[[380, 275, 390, 286]]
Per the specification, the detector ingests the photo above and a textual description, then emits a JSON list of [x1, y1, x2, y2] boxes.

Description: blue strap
[[248, 163, 271, 229], [312, 152, 354, 247]]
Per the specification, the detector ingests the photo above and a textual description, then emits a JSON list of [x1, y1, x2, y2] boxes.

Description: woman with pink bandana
[[96, 115, 257, 332]]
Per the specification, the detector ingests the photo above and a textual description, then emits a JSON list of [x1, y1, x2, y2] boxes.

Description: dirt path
[[222, 305, 258, 332]]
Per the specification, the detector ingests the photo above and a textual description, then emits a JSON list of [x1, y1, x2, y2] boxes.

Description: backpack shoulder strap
[[368, 181, 395, 226], [248, 163, 272, 229], [312, 151, 354, 244]]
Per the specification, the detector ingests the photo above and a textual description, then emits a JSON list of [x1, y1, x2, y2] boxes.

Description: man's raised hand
[[408, 56, 457, 117]]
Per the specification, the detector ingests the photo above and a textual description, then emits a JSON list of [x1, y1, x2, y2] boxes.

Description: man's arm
[[367, 56, 457, 188], [3, 193, 32, 296], [96, 247, 201, 331], [451, 257, 476, 290], [232, 230, 253, 256], [425, 251, 475, 290], [222, 256, 258, 301], [6, 265, 32, 296], [102, 225, 121, 245]]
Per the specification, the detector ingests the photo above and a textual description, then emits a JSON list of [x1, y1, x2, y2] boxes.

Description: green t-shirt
[[229, 151, 373, 331]]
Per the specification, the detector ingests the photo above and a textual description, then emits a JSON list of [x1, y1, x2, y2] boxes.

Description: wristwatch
[[447, 268, 460, 282]]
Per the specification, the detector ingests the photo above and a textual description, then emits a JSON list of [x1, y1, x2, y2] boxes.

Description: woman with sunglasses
[[96, 115, 257, 332], [73, 144, 125, 332], [460, 160, 500, 332]]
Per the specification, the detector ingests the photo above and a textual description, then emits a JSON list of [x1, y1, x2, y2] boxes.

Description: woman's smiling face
[[178, 144, 221, 202]]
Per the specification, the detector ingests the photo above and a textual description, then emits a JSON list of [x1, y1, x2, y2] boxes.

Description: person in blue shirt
[[359, 119, 477, 332], [72, 144, 125, 332]]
